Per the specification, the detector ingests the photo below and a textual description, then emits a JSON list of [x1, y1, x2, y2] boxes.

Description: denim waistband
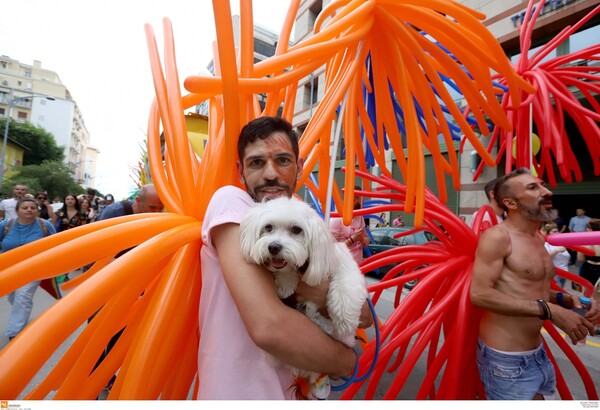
[[477, 339, 547, 367]]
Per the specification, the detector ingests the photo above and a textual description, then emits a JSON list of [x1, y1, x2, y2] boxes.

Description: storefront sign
[[511, 0, 576, 27]]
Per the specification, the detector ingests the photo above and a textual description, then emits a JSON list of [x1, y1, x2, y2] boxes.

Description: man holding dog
[[470, 168, 600, 400], [198, 116, 359, 399]]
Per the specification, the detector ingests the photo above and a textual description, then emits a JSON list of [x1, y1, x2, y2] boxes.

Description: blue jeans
[[5, 280, 41, 338], [476, 339, 556, 400]]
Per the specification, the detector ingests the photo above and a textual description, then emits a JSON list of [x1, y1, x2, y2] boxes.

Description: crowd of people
[[0, 183, 162, 343]]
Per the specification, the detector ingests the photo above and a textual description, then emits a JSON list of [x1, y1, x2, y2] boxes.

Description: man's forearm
[[256, 305, 356, 378]]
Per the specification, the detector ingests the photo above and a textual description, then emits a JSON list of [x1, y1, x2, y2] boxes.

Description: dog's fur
[[240, 196, 367, 398]]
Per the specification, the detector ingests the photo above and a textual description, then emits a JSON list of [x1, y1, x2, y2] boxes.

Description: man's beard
[[247, 180, 293, 202], [517, 198, 558, 222]]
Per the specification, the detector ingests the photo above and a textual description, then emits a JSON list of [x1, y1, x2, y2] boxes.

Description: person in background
[[53, 194, 87, 232], [470, 168, 599, 400], [79, 197, 97, 223], [569, 208, 592, 233], [376, 213, 388, 227], [99, 187, 162, 220], [540, 222, 569, 288], [97, 193, 114, 217], [35, 192, 56, 221], [53, 194, 87, 282], [553, 210, 568, 233], [86, 188, 99, 212], [577, 219, 600, 336], [330, 185, 370, 264], [569, 208, 592, 265], [0, 184, 28, 221], [469, 178, 504, 229], [392, 215, 404, 227], [0, 198, 56, 341]]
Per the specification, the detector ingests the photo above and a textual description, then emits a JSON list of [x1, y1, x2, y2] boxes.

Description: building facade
[[456, 0, 600, 221], [0, 56, 98, 187], [291, 0, 600, 223]]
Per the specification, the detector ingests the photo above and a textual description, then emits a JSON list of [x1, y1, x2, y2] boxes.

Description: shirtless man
[[470, 168, 600, 400]]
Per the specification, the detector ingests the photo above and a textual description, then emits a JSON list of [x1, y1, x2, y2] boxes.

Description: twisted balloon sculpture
[[464, 0, 600, 185], [337, 169, 598, 399], [1, 0, 536, 399]]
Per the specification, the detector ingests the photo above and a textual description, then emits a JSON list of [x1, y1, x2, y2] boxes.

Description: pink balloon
[[546, 232, 600, 247]]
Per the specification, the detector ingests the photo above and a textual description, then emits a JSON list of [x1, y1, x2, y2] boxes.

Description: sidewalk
[[0, 268, 86, 399]]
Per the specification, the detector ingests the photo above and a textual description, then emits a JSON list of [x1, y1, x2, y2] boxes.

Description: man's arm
[[470, 228, 541, 317], [547, 289, 598, 344], [214, 222, 356, 378]]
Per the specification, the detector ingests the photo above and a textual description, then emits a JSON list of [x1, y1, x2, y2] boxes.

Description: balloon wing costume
[[0, 0, 597, 400]]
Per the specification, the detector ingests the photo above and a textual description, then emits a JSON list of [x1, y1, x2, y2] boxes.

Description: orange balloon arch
[[0, 0, 537, 399]]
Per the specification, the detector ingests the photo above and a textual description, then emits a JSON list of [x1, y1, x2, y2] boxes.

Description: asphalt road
[[1, 270, 599, 400]]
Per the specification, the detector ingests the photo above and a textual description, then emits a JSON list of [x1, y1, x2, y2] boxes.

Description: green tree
[[2, 161, 84, 199], [0, 118, 65, 165]]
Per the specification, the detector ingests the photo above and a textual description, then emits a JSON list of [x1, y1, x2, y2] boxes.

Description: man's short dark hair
[[237, 116, 299, 162], [484, 178, 498, 201], [87, 188, 96, 196], [493, 168, 531, 212]]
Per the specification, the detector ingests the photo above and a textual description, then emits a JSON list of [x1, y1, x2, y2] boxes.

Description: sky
[[1, 0, 292, 199]]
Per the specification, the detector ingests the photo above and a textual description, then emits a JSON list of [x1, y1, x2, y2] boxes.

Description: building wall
[[0, 56, 92, 186], [1, 142, 26, 180], [455, 0, 600, 222]]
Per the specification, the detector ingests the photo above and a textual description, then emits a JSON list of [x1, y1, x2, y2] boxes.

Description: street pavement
[[1, 267, 599, 400]]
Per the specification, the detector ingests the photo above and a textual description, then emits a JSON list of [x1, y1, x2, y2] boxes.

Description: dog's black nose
[[268, 243, 282, 255]]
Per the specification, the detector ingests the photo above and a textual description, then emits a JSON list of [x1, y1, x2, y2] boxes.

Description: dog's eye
[[290, 226, 303, 235], [264, 224, 273, 233]]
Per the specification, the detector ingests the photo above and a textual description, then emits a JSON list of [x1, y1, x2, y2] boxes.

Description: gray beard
[[518, 201, 558, 222]]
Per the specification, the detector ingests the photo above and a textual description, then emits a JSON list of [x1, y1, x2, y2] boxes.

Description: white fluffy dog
[[240, 196, 367, 398]]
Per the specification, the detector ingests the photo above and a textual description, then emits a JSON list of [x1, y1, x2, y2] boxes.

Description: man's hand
[[549, 304, 596, 345]]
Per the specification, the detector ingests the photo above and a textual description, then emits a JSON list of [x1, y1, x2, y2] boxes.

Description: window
[[24, 70, 31, 78], [254, 38, 276, 58], [0, 108, 5, 117], [17, 111, 27, 120]]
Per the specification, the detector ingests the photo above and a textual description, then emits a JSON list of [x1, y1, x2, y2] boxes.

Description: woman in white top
[[541, 222, 570, 288]]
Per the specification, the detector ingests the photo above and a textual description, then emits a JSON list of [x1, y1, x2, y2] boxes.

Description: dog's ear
[[240, 204, 263, 263], [303, 207, 334, 286]]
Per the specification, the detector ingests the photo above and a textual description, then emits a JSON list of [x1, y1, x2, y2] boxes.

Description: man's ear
[[296, 157, 305, 181], [237, 160, 244, 185], [503, 197, 517, 210]]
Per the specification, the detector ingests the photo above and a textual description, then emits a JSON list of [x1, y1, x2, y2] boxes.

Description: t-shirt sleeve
[[202, 186, 254, 249], [0, 219, 7, 241]]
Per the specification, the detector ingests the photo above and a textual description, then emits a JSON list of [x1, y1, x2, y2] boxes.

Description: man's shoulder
[[209, 186, 252, 207], [98, 201, 128, 220], [479, 224, 511, 243]]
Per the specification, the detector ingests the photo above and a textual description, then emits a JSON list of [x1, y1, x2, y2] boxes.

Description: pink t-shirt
[[329, 215, 366, 264], [197, 186, 294, 399]]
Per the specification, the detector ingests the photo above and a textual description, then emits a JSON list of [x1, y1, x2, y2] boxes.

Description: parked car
[[365, 227, 439, 287]]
